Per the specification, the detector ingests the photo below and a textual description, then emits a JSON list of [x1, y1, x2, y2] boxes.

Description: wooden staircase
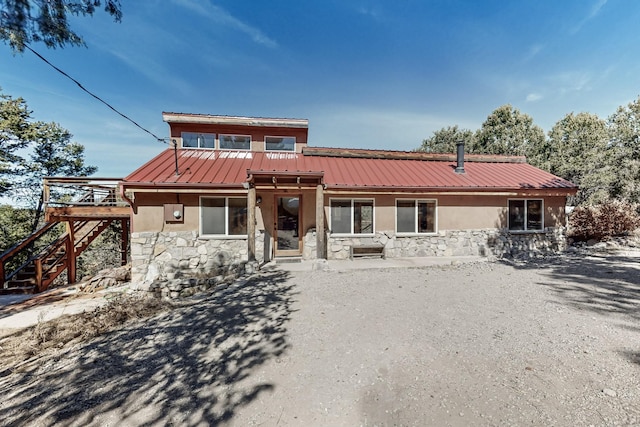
[[0, 178, 130, 294]]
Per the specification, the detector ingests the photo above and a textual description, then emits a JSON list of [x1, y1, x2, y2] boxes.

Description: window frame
[[395, 199, 438, 235], [181, 132, 216, 149], [508, 198, 544, 232], [265, 136, 296, 152], [329, 198, 375, 236], [199, 196, 248, 238], [219, 134, 251, 151]]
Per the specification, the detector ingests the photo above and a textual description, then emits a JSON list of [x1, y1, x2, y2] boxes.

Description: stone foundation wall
[[325, 228, 567, 260], [131, 231, 264, 284], [130, 228, 566, 284]]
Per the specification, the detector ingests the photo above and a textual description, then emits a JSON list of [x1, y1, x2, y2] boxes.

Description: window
[[396, 200, 436, 234], [182, 132, 215, 149], [220, 134, 251, 150], [508, 199, 543, 231], [201, 197, 247, 236], [330, 199, 374, 234], [265, 136, 296, 151]]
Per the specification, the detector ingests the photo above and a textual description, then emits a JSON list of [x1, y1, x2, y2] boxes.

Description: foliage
[[568, 200, 640, 241], [77, 221, 125, 278], [0, 88, 96, 256], [0, 204, 32, 251], [418, 125, 476, 153], [607, 97, 640, 203], [0, 91, 37, 194], [13, 120, 97, 232], [0, 0, 122, 52], [547, 112, 613, 205], [474, 104, 546, 158]]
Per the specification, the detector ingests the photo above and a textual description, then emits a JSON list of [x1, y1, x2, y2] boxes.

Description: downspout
[[119, 183, 136, 214]]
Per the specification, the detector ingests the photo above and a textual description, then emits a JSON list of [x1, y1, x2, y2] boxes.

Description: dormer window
[[265, 136, 296, 152], [182, 132, 215, 149], [220, 134, 251, 150]]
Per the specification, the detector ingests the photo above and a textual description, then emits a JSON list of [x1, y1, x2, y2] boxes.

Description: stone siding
[[130, 228, 566, 284], [326, 228, 566, 260], [131, 231, 264, 284]]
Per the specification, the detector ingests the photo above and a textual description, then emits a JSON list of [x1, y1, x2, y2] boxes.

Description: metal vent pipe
[[455, 142, 465, 174]]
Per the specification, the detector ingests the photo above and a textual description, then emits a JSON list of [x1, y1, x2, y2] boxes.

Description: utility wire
[[24, 43, 169, 145]]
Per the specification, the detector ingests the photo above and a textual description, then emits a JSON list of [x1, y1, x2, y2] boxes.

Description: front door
[[275, 195, 302, 256]]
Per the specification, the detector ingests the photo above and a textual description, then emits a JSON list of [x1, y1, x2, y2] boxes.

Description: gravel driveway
[[0, 254, 639, 426]]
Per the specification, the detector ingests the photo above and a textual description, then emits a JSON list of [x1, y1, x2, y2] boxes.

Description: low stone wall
[[326, 228, 567, 260], [148, 261, 258, 299], [131, 231, 264, 284]]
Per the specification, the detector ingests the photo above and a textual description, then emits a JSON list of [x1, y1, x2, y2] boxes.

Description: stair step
[[0, 285, 36, 295], [6, 277, 36, 286]]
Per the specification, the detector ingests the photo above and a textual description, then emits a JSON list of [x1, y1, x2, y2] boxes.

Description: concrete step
[[274, 256, 302, 264]]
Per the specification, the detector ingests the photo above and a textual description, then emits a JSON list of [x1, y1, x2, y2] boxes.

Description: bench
[[350, 244, 385, 260]]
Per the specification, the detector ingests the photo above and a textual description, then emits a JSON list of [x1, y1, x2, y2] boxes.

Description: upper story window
[[182, 132, 215, 149], [220, 134, 251, 150], [508, 199, 543, 231], [265, 136, 296, 152]]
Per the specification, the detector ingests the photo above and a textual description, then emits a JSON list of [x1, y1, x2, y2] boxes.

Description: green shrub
[[569, 200, 640, 241]]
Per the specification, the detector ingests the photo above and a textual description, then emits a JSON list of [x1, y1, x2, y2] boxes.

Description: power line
[[24, 43, 168, 145]]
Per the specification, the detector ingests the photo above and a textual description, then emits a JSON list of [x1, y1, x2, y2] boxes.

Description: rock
[[602, 388, 617, 397], [312, 259, 330, 271]]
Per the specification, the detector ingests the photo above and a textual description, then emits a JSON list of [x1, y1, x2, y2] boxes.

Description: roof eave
[[162, 112, 308, 129]]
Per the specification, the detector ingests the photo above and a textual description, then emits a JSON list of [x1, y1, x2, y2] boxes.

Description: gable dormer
[[162, 112, 309, 153]]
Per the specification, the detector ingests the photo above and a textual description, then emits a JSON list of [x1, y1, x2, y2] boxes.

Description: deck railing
[[43, 177, 128, 208]]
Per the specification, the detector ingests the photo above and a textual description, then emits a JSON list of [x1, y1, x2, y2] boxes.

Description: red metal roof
[[122, 148, 577, 193]]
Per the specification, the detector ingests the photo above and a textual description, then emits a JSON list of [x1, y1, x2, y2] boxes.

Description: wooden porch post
[[316, 184, 325, 259], [247, 186, 256, 261], [121, 218, 129, 266], [66, 221, 77, 284]]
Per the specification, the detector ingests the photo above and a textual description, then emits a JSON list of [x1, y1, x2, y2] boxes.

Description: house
[[121, 113, 577, 283]]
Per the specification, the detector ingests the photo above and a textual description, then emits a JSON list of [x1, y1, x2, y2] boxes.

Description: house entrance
[[275, 196, 302, 256]]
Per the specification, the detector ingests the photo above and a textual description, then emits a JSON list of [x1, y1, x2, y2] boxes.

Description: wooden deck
[[0, 177, 130, 293]]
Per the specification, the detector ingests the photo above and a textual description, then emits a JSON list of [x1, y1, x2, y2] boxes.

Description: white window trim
[[395, 198, 438, 236], [265, 135, 296, 152], [181, 132, 216, 150], [199, 196, 248, 238], [329, 198, 375, 236], [219, 134, 252, 151], [508, 198, 545, 233]]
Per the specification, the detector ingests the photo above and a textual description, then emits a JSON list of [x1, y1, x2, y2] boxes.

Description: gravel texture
[[0, 254, 639, 426]]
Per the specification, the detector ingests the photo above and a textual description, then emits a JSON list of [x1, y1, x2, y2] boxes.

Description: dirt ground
[[0, 254, 639, 426]]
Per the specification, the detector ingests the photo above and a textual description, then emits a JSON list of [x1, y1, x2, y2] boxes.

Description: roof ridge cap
[[302, 147, 526, 163]]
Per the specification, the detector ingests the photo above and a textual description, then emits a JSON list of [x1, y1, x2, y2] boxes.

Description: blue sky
[[1, 0, 639, 177]]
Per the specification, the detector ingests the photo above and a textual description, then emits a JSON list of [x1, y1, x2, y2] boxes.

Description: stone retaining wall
[[131, 231, 264, 284]]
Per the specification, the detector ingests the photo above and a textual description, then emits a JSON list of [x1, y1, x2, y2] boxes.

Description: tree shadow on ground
[[503, 254, 640, 365], [0, 269, 295, 426], [504, 254, 640, 321]]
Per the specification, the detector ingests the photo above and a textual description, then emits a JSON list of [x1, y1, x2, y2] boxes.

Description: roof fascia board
[[162, 113, 308, 129]]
